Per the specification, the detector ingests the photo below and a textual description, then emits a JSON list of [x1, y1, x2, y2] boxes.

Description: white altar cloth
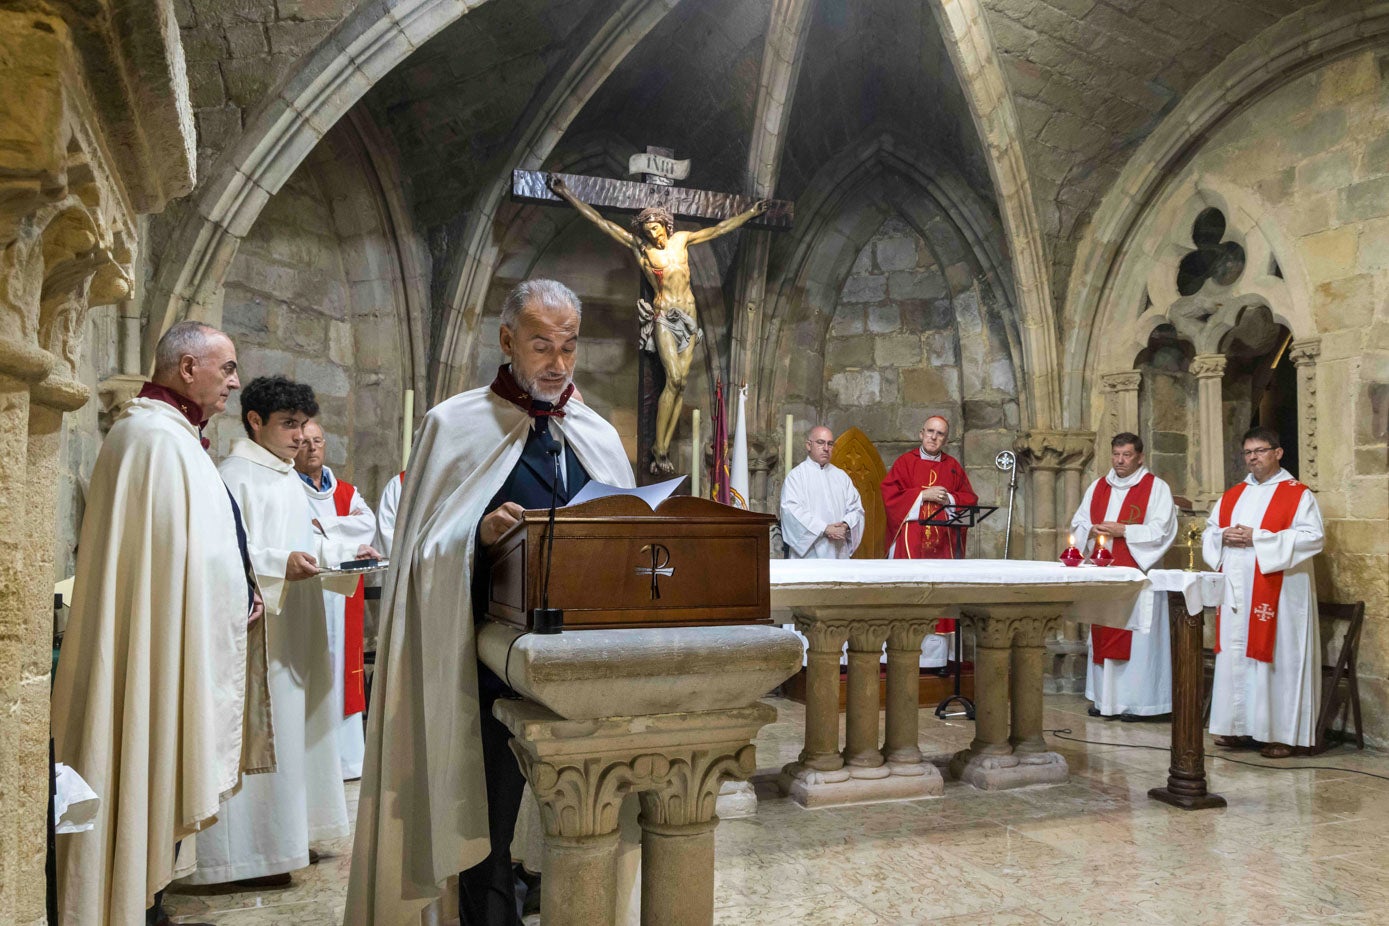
[[770, 558, 1151, 630]]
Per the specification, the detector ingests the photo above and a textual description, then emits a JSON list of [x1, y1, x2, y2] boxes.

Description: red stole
[[1089, 473, 1156, 664], [333, 479, 367, 716], [1214, 479, 1308, 663], [881, 451, 979, 634]]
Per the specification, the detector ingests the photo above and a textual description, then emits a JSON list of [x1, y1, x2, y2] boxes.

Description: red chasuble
[[333, 478, 368, 716], [1214, 479, 1308, 663], [881, 450, 978, 632], [1088, 472, 1155, 664]]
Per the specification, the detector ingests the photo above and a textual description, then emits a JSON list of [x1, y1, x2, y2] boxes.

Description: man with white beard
[[348, 279, 635, 926], [780, 426, 865, 559], [1204, 426, 1324, 759], [180, 376, 379, 888], [295, 419, 378, 780], [1069, 432, 1178, 721]]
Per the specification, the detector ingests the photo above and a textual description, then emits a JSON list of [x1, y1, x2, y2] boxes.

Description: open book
[[566, 475, 687, 510]]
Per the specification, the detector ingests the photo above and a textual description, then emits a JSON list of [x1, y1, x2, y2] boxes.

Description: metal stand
[[934, 621, 975, 719]]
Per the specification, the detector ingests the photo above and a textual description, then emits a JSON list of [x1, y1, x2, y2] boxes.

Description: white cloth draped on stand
[[1203, 469, 1324, 747], [301, 467, 377, 780], [1070, 466, 1178, 716]]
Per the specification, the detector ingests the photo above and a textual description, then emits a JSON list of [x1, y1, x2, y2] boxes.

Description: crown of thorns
[[632, 207, 675, 234]]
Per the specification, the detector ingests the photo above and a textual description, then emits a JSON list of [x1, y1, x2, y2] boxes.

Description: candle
[[690, 409, 701, 498], [1060, 532, 1082, 567], [784, 413, 793, 473], [402, 389, 415, 469]]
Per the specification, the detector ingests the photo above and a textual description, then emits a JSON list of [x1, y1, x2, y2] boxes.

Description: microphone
[[531, 438, 564, 634]]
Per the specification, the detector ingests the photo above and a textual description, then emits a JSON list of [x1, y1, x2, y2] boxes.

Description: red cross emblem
[[1253, 603, 1276, 622]]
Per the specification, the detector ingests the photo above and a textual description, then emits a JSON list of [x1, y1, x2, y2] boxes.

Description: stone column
[[842, 623, 888, 768], [747, 438, 779, 513], [495, 701, 772, 926], [1099, 371, 1142, 438], [1288, 338, 1321, 491], [1015, 430, 1096, 557], [954, 615, 1014, 768], [883, 620, 931, 765], [1008, 617, 1050, 754], [1191, 353, 1228, 510], [796, 619, 849, 771]]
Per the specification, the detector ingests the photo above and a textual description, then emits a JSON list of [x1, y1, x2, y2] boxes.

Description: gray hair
[[153, 320, 225, 376], [499, 279, 582, 330]]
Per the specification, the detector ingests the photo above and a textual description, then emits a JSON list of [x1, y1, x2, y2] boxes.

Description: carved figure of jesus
[[548, 174, 768, 474]]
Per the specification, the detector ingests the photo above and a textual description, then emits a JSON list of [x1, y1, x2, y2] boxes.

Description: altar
[[770, 559, 1151, 804]]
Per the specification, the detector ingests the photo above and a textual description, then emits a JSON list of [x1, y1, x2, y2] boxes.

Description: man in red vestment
[[881, 416, 979, 668]]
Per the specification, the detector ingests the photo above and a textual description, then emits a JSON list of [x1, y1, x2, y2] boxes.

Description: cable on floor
[[1043, 728, 1389, 782]]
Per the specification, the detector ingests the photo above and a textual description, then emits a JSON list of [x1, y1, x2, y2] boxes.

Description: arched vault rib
[[435, 0, 685, 402], [144, 0, 501, 370], [925, 0, 1061, 429]]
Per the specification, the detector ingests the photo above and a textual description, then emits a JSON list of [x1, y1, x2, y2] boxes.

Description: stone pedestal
[[494, 701, 775, 926]]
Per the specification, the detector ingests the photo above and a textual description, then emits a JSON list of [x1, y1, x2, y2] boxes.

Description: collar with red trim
[[489, 364, 574, 418]]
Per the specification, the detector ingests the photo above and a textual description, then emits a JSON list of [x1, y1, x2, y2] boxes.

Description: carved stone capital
[[846, 622, 890, 653], [1190, 353, 1228, 379], [510, 750, 666, 839], [637, 744, 757, 827], [1013, 429, 1096, 471], [796, 616, 851, 652], [1288, 337, 1321, 367], [1099, 371, 1142, 394], [887, 619, 935, 652]]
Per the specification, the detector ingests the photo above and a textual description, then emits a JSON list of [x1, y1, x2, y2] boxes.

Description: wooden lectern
[[485, 495, 775, 630]]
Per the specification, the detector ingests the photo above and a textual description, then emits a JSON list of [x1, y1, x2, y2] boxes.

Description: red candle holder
[[1059, 545, 1083, 567], [1093, 545, 1114, 567]]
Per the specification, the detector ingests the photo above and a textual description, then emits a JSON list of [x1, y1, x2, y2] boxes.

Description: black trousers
[[458, 666, 526, 926], [145, 841, 182, 925]]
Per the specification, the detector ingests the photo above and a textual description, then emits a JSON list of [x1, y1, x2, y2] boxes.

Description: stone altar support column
[[799, 621, 849, 771], [843, 623, 888, 768], [496, 701, 773, 926], [1008, 618, 1049, 754], [1288, 339, 1321, 491], [883, 621, 932, 765], [1192, 353, 1228, 510]]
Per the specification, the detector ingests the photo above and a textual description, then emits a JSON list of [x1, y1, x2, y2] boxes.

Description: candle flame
[[1068, 533, 1075, 547]]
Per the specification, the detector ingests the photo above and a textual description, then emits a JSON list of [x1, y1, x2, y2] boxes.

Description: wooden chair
[[1313, 600, 1365, 755]]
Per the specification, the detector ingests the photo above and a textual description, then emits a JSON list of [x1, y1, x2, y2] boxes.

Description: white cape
[[376, 472, 404, 557], [1203, 469, 1323, 746], [780, 457, 865, 559], [347, 386, 634, 925], [301, 468, 377, 779], [180, 439, 356, 883], [53, 398, 272, 925], [1070, 466, 1178, 715]]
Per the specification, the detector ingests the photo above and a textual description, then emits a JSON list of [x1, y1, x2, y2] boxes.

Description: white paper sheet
[[566, 476, 686, 510]]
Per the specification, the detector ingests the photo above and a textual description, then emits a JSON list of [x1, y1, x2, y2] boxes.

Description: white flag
[[730, 385, 750, 509]]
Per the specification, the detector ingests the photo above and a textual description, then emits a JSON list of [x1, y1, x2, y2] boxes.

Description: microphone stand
[[531, 441, 564, 634]]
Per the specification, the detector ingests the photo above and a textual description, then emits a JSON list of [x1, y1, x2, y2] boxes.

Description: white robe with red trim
[[1202, 469, 1324, 746], [1071, 467, 1177, 716], [301, 468, 377, 779]]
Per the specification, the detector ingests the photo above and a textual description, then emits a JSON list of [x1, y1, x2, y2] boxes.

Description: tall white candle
[[690, 408, 701, 498], [784, 414, 793, 474], [402, 389, 415, 469]]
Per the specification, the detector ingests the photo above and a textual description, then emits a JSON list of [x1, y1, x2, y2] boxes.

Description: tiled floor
[[166, 694, 1389, 925]]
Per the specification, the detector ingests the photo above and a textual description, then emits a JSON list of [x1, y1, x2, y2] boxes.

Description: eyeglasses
[[1242, 447, 1276, 458], [809, 440, 835, 447], [301, 438, 326, 448]]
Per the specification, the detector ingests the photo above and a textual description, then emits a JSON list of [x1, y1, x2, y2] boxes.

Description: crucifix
[[512, 146, 793, 482]]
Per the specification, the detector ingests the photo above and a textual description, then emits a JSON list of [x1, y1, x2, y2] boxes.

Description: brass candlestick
[[1184, 519, 1206, 572]]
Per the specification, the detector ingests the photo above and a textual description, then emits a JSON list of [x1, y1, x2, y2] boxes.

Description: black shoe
[[233, 872, 292, 889], [1087, 706, 1102, 717], [1119, 712, 1171, 723], [308, 848, 322, 864]]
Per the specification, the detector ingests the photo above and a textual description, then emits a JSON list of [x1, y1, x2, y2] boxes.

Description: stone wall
[[1119, 49, 1389, 738], [216, 124, 412, 507]]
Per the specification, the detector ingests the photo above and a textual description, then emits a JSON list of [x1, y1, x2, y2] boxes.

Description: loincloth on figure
[[638, 299, 700, 354]]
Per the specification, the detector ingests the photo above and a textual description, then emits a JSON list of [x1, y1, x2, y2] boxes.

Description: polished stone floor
[[166, 694, 1389, 925]]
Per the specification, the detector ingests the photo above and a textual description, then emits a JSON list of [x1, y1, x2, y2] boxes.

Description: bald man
[[780, 426, 865, 559]]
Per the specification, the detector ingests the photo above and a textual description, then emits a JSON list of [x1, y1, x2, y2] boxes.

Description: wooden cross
[[512, 147, 794, 483]]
